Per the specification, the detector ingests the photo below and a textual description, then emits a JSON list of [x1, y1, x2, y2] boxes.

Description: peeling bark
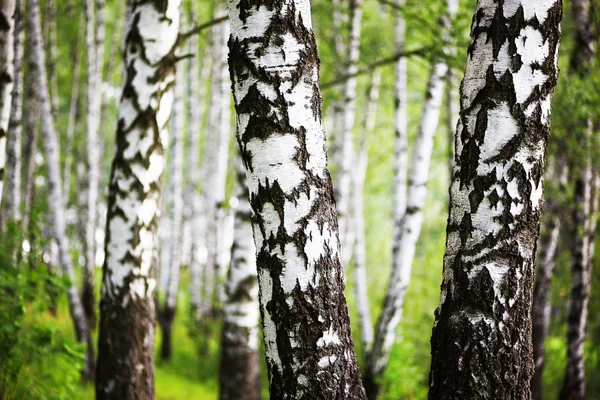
[[96, 1, 180, 398], [0, 0, 16, 207], [26, 0, 94, 378], [228, 1, 367, 398], [429, 0, 562, 398], [219, 159, 261, 400]]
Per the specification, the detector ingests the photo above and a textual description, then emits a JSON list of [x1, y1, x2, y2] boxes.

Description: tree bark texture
[[228, 1, 367, 398], [219, 159, 261, 400], [429, 0, 562, 398], [0, 0, 23, 228], [26, 0, 95, 378], [0, 0, 16, 207], [96, 1, 180, 398]]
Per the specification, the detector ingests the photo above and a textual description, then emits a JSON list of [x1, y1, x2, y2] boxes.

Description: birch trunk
[[530, 157, 567, 399], [213, 15, 232, 307], [63, 45, 81, 199], [353, 70, 381, 354], [202, 16, 224, 313], [0, 0, 16, 207], [228, 1, 366, 398], [560, 1, 596, 397], [188, 37, 210, 322], [336, 0, 362, 267], [96, 1, 180, 397], [219, 159, 261, 400], [560, 124, 597, 400], [44, 0, 58, 118], [26, 0, 94, 378], [1, 0, 23, 228], [82, 0, 105, 329], [429, 0, 562, 397], [364, 2, 457, 397], [160, 49, 185, 361]]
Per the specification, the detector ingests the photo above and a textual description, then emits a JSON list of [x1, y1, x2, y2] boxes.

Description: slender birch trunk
[[560, 124, 597, 400], [63, 45, 81, 199], [364, 2, 457, 397], [0, 0, 16, 207], [228, 1, 366, 398], [96, 1, 180, 397], [336, 0, 362, 267], [353, 70, 381, 354], [429, 0, 562, 397], [21, 66, 40, 236], [82, 0, 105, 329], [202, 16, 224, 313], [219, 159, 261, 400], [44, 0, 58, 118], [26, 0, 94, 378], [213, 15, 232, 307], [531, 158, 567, 400], [1, 0, 23, 228], [560, 1, 597, 398], [160, 47, 185, 361], [188, 37, 210, 322]]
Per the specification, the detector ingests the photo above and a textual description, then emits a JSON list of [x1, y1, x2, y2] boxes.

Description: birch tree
[[336, 0, 363, 266], [219, 159, 261, 400], [228, 1, 366, 397], [364, 1, 458, 396], [26, 0, 94, 378], [96, 1, 180, 397], [0, 0, 16, 206], [160, 50, 185, 361], [429, 0, 562, 397], [188, 37, 210, 322], [0, 0, 23, 228], [83, 0, 105, 329], [353, 70, 381, 353], [560, 1, 598, 398]]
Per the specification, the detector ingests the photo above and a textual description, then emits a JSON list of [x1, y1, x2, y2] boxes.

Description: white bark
[[0, 0, 16, 206], [1, 0, 23, 227], [228, 1, 366, 397], [336, 0, 363, 267], [188, 40, 211, 320], [63, 45, 82, 201], [353, 70, 381, 353], [165, 57, 185, 312], [26, 0, 91, 362]]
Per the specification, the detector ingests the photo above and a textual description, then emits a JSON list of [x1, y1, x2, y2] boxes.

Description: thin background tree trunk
[[26, 0, 94, 379], [0, 0, 16, 207], [353, 70, 381, 354], [218, 158, 261, 400], [0, 0, 23, 229]]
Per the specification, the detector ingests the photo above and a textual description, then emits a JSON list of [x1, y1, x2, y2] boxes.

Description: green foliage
[[0, 224, 85, 400]]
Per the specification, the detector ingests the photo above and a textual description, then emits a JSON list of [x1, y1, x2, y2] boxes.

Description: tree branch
[[321, 47, 430, 88], [177, 15, 228, 46]]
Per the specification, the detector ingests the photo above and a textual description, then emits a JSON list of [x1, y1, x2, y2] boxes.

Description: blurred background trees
[[0, 0, 598, 398]]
